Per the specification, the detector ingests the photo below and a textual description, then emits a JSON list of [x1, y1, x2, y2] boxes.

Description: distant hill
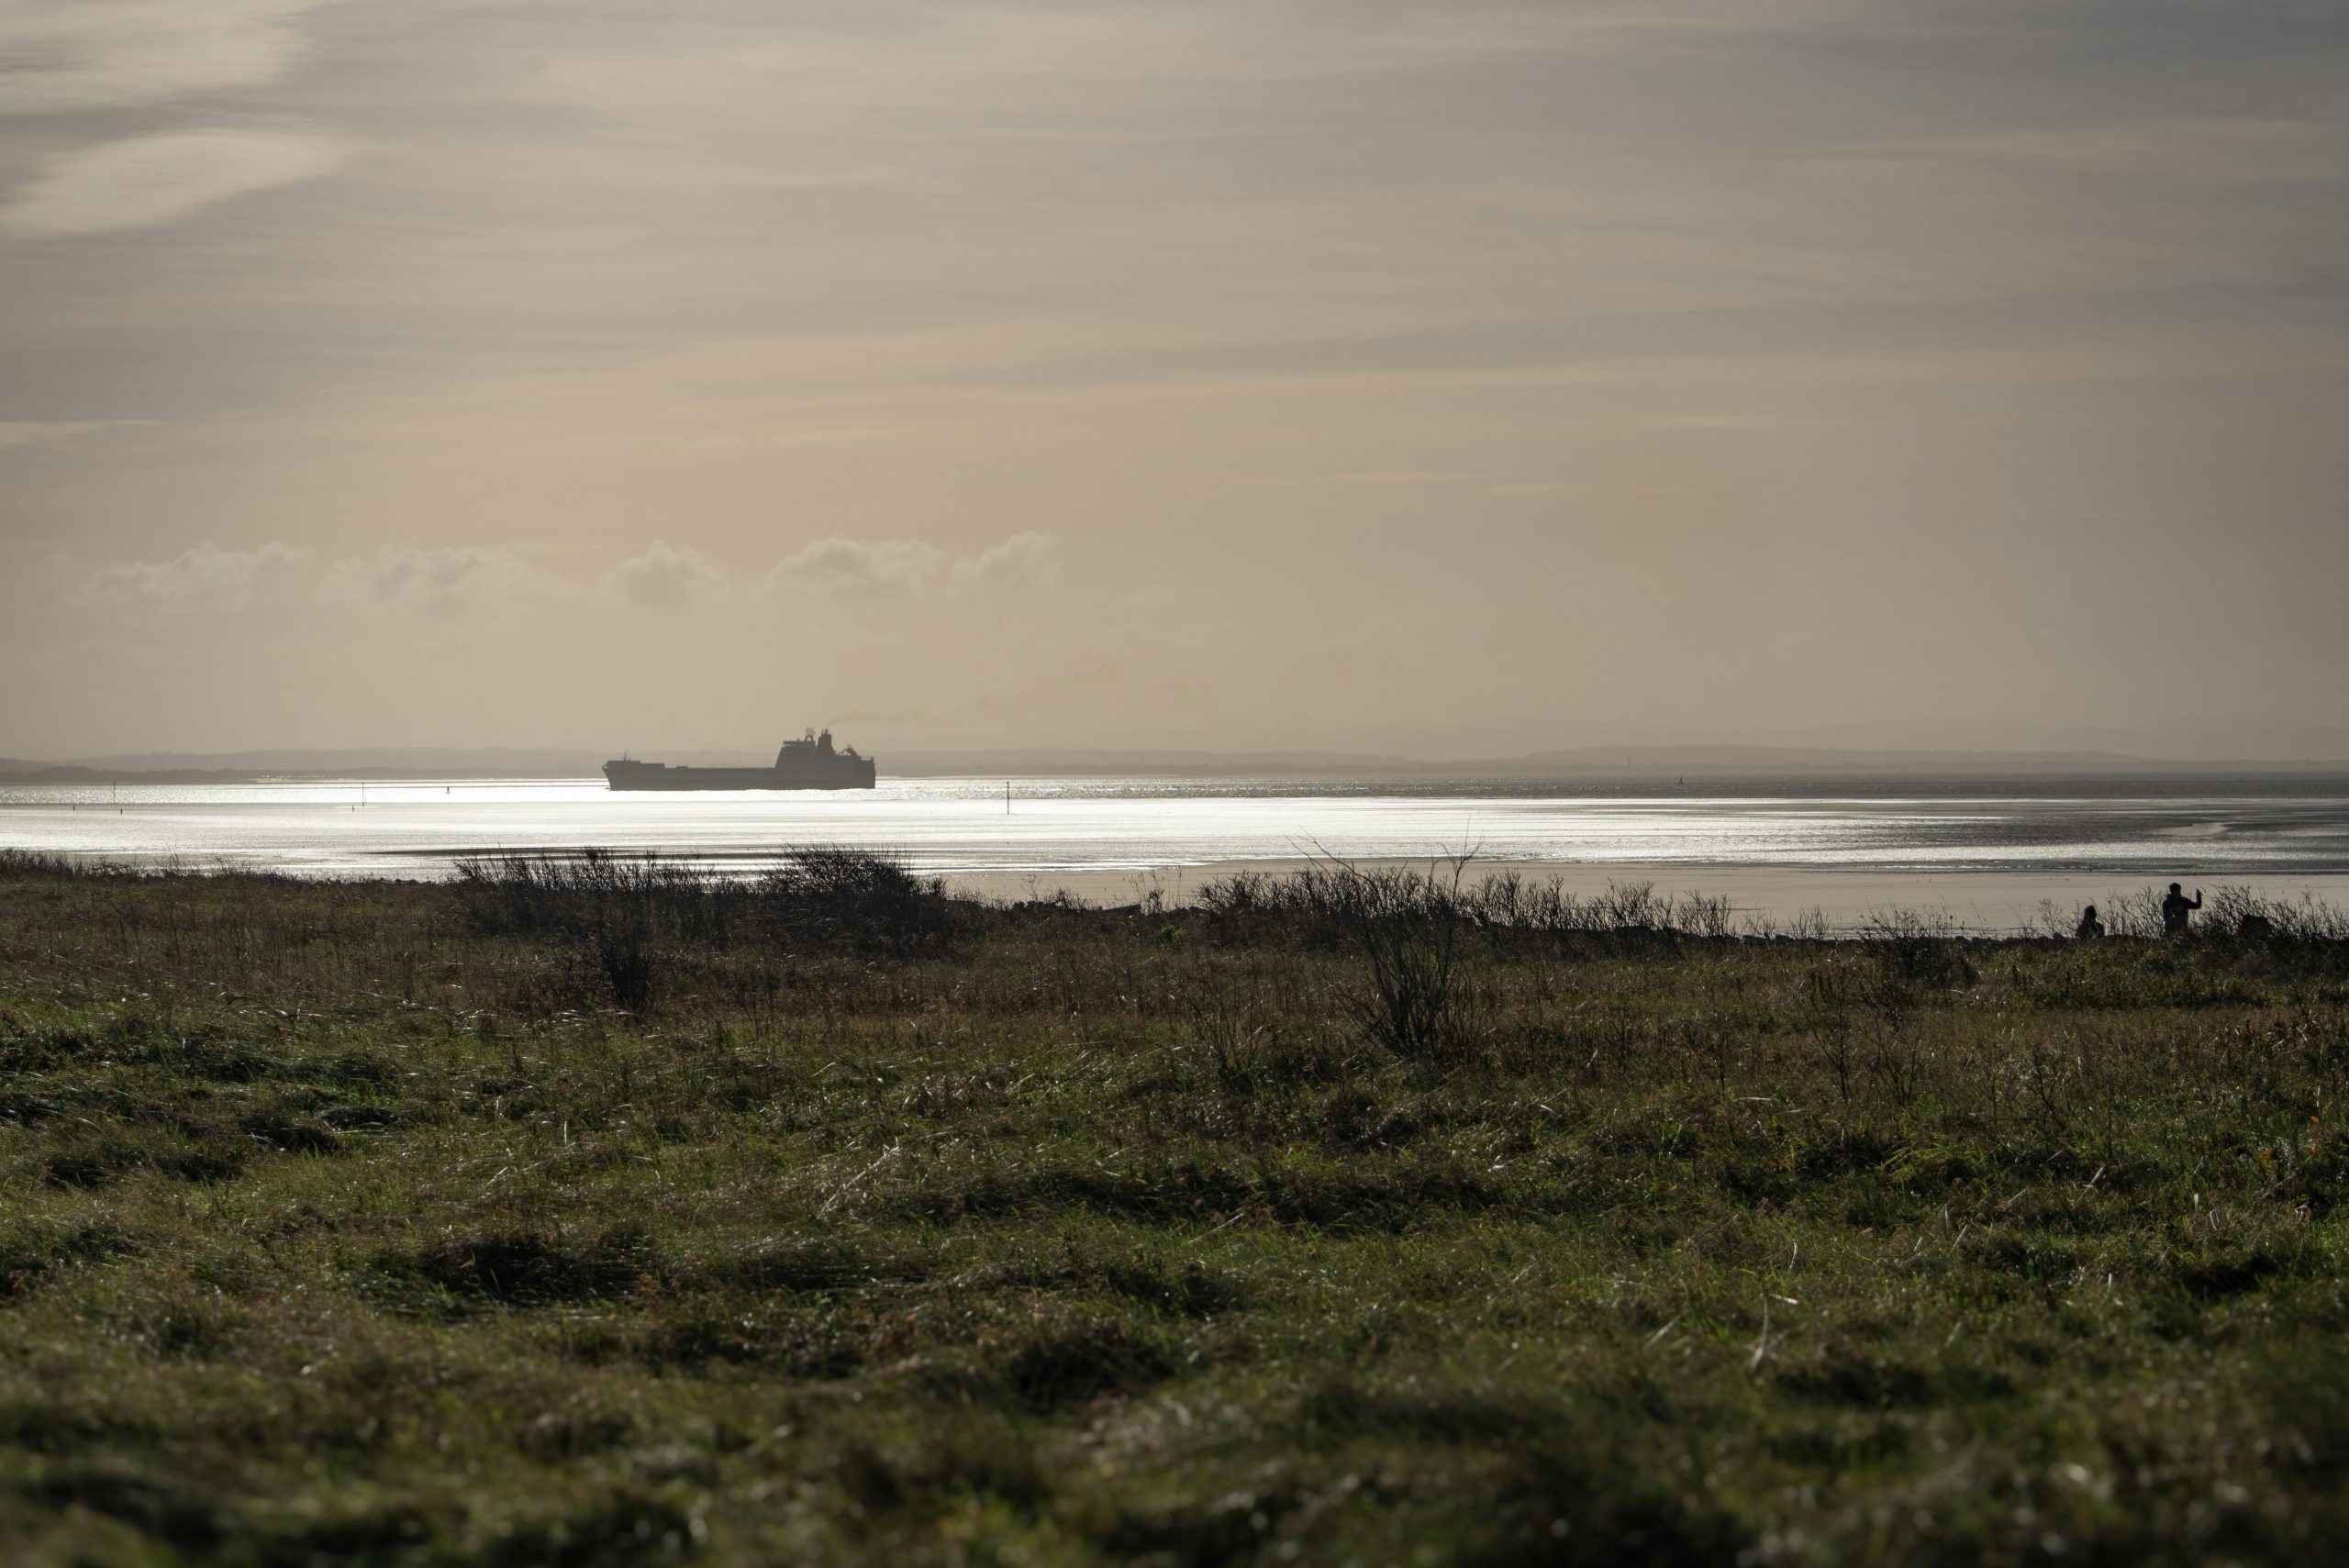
[[885, 749, 1412, 777], [1481, 744, 2249, 775], [889, 745, 2349, 779], [0, 749, 606, 783], [0, 762, 274, 784]]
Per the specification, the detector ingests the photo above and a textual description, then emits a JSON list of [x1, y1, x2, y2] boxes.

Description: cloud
[[2, 129, 346, 237], [951, 531, 1059, 593], [317, 546, 558, 616], [62, 532, 1059, 623], [0, 1, 332, 116], [764, 537, 953, 598], [763, 534, 1059, 598], [315, 534, 1049, 611], [603, 541, 727, 608], [80, 540, 312, 606]]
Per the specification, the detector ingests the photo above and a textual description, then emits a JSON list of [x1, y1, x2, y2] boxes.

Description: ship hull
[[603, 760, 877, 791]]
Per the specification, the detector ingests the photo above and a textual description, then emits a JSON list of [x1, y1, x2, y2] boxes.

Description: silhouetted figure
[[2161, 882, 2201, 938], [2076, 905, 2104, 940]]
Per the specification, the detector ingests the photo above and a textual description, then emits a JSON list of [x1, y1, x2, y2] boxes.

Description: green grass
[[3, 856, 2347, 1565]]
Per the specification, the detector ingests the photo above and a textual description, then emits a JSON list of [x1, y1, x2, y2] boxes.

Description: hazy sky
[[3, 0, 2346, 760]]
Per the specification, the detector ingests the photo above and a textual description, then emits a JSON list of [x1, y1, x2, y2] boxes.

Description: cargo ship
[[603, 729, 878, 791]]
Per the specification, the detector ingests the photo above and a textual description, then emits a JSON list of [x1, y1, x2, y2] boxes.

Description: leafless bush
[[1677, 892, 1736, 940], [451, 846, 958, 1009], [453, 849, 717, 940], [1787, 907, 1832, 940], [1176, 959, 1311, 1104], [454, 846, 952, 951], [752, 847, 956, 952], [2030, 899, 2076, 940], [1854, 908, 1975, 1026], [2203, 885, 2349, 942], [2101, 886, 2167, 940], [0, 849, 103, 879], [453, 850, 713, 1009], [1590, 880, 1670, 931], [1201, 862, 1758, 945], [1193, 869, 1279, 919], [1276, 855, 1480, 1064], [1854, 907, 1967, 942], [1745, 906, 1832, 940], [595, 903, 658, 1013]]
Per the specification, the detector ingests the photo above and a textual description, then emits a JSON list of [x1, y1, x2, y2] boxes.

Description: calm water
[[6, 775, 2349, 928]]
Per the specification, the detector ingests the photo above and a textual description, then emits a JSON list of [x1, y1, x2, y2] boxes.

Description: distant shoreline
[[11, 753, 2349, 787], [8, 850, 2349, 936]]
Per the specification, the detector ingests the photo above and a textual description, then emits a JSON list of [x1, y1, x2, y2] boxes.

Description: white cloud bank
[[317, 546, 556, 616], [79, 541, 313, 606], [2, 129, 347, 236], [604, 542, 729, 608], [70, 535, 1062, 614], [764, 532, 1060, 598]]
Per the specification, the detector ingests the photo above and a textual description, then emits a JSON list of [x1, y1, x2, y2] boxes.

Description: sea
[[6, 773, 2349, 932]]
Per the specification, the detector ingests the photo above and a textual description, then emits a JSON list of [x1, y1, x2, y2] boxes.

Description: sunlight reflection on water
[[6, 778, 2349, 902]]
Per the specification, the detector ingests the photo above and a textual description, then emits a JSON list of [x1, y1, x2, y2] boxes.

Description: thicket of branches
[[452, 847, 958, 1010]]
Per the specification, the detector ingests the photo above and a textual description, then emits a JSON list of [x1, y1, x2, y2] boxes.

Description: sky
[[2, 0, 2346, 762]]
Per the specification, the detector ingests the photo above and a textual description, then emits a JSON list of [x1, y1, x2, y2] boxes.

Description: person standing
[[2076, 905, 2104, 940], [2161, 883, 2202, 938]]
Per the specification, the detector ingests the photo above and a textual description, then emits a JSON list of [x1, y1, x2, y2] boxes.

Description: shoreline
[[933, 860, 2349, 932], [11, 846, 2348, 935]]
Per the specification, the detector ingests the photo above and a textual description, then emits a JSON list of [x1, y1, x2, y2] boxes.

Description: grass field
[[3, 851, 2346, 1565]]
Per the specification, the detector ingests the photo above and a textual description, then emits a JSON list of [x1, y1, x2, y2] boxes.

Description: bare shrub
[[751, 847, 955, 952], [595, 904, 658, 1014], [1195, 870, 1280, 920], [452, 849, 718, 940], [1678, 892, 1736, 940], [1177, 960, 1298, 1105], [1854, 908, 1975, 1029], [1317, 855, 1477, 1064], [1783, 907, 1832, 940], [1202, 862, 1746, 948], [1591, 880, 1670, 931], [2102, 886, 2168, 940], [454, 850, 706, 1010], [451, 845, 957, 1010], [0, 850, 106, 879], [2203, 885, 2349, 942]]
